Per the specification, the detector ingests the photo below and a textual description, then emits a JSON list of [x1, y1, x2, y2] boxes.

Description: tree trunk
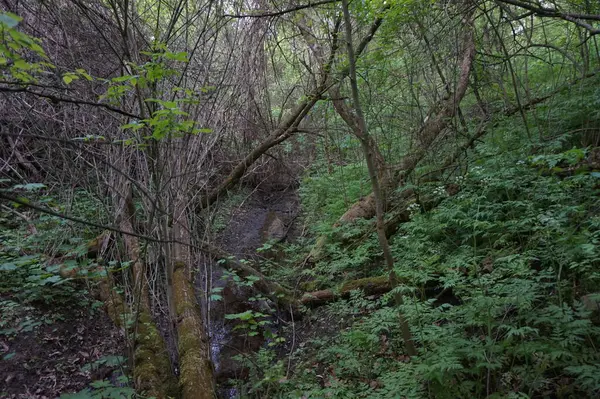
[[340, 0, 416, 356], [301, 275, 391, 306], [119, 186, 178, 399], [171, 192, 215, 399], [309, 5, 477, 264], [197, 82, 328, 212]]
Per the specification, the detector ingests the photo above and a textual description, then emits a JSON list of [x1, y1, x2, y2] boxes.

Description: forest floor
[[0, 300, 125, 398]]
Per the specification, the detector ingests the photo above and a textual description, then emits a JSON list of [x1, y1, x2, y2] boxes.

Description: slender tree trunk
[[340, 0, 416, 356], [321, 3, 476, 229]]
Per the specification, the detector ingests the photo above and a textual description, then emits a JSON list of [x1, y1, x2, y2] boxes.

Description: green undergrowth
[[0, 188, 136, 398], [241, 79, 600, 398], [0, 189, 101, 319], [300, 163, 371, 232]]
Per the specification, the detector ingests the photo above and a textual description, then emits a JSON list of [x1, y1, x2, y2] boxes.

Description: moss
[[175, 301, 198, 315], [340, 275, 391, 294], [300, 280, 319, 292], [133, 311, 179, 399], [299, 277, 329, 292], [173, 267, 214, 398], [177, 321, 213, 394], [174, 261, 186, 271]]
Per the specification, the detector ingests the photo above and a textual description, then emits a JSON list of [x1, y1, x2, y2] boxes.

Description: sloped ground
[[0, 298, 126, 398]]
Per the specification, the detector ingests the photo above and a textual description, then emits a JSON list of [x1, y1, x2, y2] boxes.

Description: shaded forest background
[[1, 0, 600, 398]]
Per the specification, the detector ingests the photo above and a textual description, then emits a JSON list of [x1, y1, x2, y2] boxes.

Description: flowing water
[[196, 188, 300, 398]]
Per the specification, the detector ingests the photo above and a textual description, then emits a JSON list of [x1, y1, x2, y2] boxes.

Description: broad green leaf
[[0, 263, 17, 271], [0, 12, 22, 28], [12, 183, 46, 191]]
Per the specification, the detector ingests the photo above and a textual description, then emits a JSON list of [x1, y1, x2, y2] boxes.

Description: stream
[[195, 188, 300, 397]]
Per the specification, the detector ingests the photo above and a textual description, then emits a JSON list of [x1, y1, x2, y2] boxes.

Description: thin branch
[[0, 86, 142, 119], [496, 0, 600, 34], [224, 0, 339, 19]]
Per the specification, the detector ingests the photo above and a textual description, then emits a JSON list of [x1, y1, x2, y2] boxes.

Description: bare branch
[[0, 86, 142, 119], [224, 0, 339, 19], [496, 0, 600, 34]]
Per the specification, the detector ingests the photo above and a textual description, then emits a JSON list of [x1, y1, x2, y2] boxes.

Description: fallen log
[[301, 275, 390, 306], [172, 194, 215, 399], [173, 262, 214, 399], [119, 187, 178, 399], [301, 275, 458, 307], [133, 310, 179, 398]]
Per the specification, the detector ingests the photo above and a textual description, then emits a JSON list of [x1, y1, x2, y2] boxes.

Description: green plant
[[60, 378, 137, 399], [269, 80, 600, 398]]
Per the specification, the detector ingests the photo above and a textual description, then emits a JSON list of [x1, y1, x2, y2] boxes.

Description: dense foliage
[[233, 77, 600, 398], [1, 0, 600, 398]]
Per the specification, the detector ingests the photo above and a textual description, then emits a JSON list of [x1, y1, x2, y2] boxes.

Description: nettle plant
[[219, 269, 285, 345]]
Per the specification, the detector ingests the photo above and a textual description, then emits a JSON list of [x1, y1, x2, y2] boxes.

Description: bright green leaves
[[0, 12, 52, 83], [99, 44, 212, 143], [120, 97, 210, 141], [61, 69, 92, 85], [0, 12, 21, 28], [163, 51, 188, 62]]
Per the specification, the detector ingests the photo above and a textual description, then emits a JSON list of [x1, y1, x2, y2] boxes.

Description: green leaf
[[90, 380, 111, 388], [43, 275, 63, 284], [121, 122, 144, 131], [3, 352, 16, 360], [12, 183, 46, 191], [225, 310, 254, 321], [111, 75, 137, 83], [164, 51, 189, 62], [0, 12, 22, 28], [0, 263, 17, 271], [75, 69, 93, 81]]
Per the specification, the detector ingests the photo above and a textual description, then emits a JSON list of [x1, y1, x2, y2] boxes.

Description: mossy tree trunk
[[171, 191, 215, 399], [118, 184, 178, 399]]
